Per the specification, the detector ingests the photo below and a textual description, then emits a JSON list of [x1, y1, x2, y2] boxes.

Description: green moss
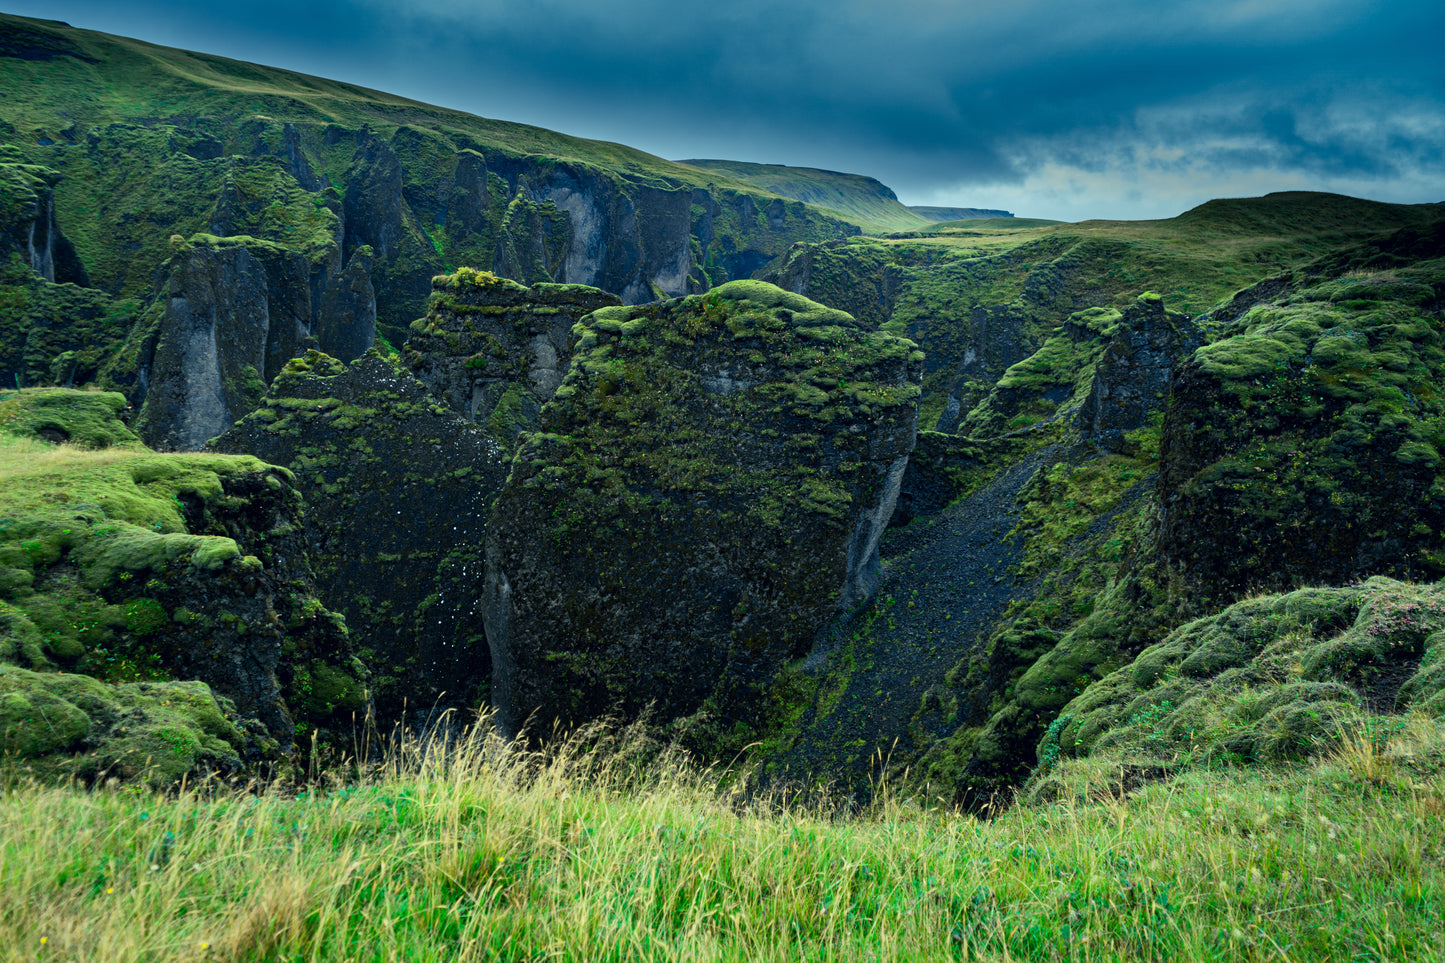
[[0, 663, 250, 786], [0, 388, 143, 449], [1041, 578, 1445, 777]]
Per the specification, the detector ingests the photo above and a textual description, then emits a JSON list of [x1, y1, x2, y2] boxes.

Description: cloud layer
[[12, 0, 1445, 219]]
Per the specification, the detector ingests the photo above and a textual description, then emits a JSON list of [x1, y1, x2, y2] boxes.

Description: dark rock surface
[[134, 236, 315, 450], [1077, 294, 1201, 449], [403, 268, 620, 451], [483, 281, 923, 736], [211, 349, 509, 714]]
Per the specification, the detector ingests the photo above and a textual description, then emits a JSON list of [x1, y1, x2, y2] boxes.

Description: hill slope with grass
[[680, 159, 936, 234]]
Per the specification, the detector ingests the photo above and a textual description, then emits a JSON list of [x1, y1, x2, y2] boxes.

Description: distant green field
[[924, 216, 1066, 231]]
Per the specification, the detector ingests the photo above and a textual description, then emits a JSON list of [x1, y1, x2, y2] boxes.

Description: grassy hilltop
[[680, 159, 937, 234]]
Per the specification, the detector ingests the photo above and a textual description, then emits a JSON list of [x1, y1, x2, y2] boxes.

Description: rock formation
[[403, 268, 620, 450], [0, 388, 362, 763], [483, 281, 923, 735], [211, 350, 509, 713]]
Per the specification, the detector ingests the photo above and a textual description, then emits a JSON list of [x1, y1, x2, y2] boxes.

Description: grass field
[[3, 712, 1442, 962]]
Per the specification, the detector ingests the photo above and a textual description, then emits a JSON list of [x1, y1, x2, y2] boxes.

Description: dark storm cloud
[[9, 0, 1444, 217]]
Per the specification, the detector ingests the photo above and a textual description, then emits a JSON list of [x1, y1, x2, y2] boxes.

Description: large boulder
[[403, 268, 621, 451], [483, 280, 923, 735], [211, 349, 509, 713]]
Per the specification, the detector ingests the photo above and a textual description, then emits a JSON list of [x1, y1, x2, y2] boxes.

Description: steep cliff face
[[131, 236, 314, 451], [210, 350, 509, 713], [0, 157, 87, 286], [1077, 294, 1202, 449], [403, 268, 621, 450], [1158, 223, 1445, 599], [483, 281, 922, 736]]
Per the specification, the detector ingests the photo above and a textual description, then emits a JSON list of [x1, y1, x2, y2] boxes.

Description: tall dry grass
[[1, 710, 1443, 962]]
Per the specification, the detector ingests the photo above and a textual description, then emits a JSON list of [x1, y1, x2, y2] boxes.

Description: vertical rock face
[[134, 236, 313, 450], [315, 248, 377, 363], [0, 160, 87, 286], [403, 268, 621, 451], [482, 280, 923, 735], [210, 349, 510, 713], [1077, 294, 1202, 448]]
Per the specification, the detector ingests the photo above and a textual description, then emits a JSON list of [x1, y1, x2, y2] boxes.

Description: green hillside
[[911, 205, 1014, 222], [680, 158, 935, 233], [0, 14, 781, 196]]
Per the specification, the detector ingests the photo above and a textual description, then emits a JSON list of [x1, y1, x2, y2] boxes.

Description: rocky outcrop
[[0, 388, 361, 749], [315, 247, 377, 363], [210, 350, 509, 713], [133, 236, 314, 450], [482, 281, 923, 736], [403, 268, 620, 450], [1157, 239, 1445, 598], [1077, 294, 1201, 448]]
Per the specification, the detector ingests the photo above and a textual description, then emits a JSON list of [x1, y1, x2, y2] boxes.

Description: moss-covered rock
[[484, 280, 923, 736], [0, 387, 142, 449], [0, 663, 268, 786], [211, 349, 508, 713], [403, 268, 621, 452], [1158, 223, 1445, 599], [1036, 578, 1445, 783], [0, 388, 358, 747]]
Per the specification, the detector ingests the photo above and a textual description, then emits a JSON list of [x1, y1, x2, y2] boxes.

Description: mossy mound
[[0, 388, 143, 449], [211, 349, 508, 713], [484, 281, 923, 736], [1159, 226, 1445, 599], [0, 388, 360, 749], [1035, 578, 1445, 787], [404, 268, 620, 452], [0, 663, 267, 786]]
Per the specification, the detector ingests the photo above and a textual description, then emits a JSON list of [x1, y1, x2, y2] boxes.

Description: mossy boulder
[[404, 268, 621, 452], [1037, 578, 1445, 782], [210, 349, 508, 713], [0, 388, 359, 746], [0, 663, 268, 786], [483, 280, 923, 736], [0, 388, 142, 449]]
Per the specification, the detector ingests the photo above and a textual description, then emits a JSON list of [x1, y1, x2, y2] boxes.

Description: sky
[[7, 0, 1445, 221]]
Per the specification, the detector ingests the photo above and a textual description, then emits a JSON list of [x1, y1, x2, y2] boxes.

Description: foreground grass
[[2, 719, 1443, 963]]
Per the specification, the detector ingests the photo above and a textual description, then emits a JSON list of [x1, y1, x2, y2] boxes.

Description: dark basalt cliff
[[211, 349, 508, 714], [404, 268, 621, 451], [483, 281, 922, 736]]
